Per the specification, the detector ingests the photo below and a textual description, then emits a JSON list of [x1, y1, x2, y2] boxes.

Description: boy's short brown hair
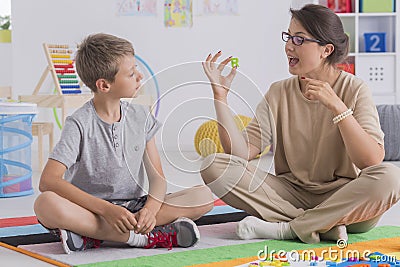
[[75, 33, 135, 92]]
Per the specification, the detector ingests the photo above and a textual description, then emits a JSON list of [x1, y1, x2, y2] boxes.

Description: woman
[[201, 4, 400, 244]]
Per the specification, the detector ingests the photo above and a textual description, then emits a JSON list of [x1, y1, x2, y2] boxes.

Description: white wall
[[0, 0, 11, 17], [11, 0, 292, 150], [0, 0, 12, 87], [0, 43, 12, 87]]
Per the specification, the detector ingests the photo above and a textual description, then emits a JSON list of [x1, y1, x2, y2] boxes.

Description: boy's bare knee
[[204, 201, 214, 214], [34, 191, 65, 228], [34, 191, 58, 213]]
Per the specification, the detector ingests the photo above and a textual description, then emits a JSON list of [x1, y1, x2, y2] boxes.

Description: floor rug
[[0, 241, 70, 267], [0, 215, 48, 239], [0, 199, 247, 245], [18, 225, 400, 267], [0, 216, 38, 227]]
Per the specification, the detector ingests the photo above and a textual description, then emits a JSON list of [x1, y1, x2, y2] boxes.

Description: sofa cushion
[[376, 105, 400, 161]]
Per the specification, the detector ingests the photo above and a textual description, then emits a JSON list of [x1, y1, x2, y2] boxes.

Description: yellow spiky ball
[[194, 115, 269, 157]]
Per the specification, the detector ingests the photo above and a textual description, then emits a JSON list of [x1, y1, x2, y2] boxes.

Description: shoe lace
[[82, 236, 102, 249], [144, 229, 177, 250], [50, 229, 62, 239]]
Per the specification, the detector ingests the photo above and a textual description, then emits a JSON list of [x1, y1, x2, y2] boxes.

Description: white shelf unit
[[336, 0, 399, 104]]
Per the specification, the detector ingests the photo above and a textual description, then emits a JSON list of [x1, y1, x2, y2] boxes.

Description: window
[[0, 0, 11, 17]]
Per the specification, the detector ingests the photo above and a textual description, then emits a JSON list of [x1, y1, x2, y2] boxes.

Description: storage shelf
[[358, 13, 396, 17], [358, 52, 396, 56], [338, 13, 356, 17], [338, 13, 396, 17]]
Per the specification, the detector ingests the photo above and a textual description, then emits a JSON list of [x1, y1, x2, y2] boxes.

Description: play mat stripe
[[0, 241, 71, 267], [206, 205, 243, 215], [0, 224, 48, 237], [214, 199, 227, 206], [0, 216, 38, 227], [76, 226, 400, 267]]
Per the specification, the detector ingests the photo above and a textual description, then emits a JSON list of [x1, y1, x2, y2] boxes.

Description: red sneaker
[[145, 217, 200, 250]]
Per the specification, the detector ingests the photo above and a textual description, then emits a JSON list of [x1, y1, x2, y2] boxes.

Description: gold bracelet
[[333, 109, 353, 124]]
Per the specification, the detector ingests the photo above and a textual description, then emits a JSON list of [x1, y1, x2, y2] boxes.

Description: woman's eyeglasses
[[282, 32, 323, 46]]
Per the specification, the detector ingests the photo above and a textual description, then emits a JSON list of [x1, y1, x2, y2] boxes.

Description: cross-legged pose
[[201, 4, 400, 244], [34, 33, 213, 253]]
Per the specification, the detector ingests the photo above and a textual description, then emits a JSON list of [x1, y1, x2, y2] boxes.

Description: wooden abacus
[[19, 43, 154, 127], [19, 43, 92, 126], [34, 43, 82, 95]]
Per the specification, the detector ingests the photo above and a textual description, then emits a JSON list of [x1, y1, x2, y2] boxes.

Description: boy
[[34, 33, 214, 254]]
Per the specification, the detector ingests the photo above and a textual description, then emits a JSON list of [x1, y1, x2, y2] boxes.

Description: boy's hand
[[103, 204, 137, 234], [134, 207, 156, 235]]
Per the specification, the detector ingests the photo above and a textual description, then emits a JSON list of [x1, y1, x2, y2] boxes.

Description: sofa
[[377, 105, 400, 167]]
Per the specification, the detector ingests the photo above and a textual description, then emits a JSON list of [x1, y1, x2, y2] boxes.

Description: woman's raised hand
[[202, 51, 237, 99]]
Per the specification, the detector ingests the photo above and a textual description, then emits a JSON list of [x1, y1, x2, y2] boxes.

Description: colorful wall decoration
[[117, 0, 157, 16], [197, 0, 238, 16], [164, 0, 193, 28]]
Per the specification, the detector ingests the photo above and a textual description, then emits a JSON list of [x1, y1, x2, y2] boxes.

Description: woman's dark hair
[[290, 4, 349, 66]]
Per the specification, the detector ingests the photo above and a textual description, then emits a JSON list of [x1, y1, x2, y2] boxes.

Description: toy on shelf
[[364, 32, 387, 53], [327, 0, 352, 13], [337, 56, 355, 75], [360, 0, 395, 13], [337, 63, 355, 74]]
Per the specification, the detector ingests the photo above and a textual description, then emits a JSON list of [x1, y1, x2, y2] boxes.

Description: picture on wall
[[196, 0, 238, 16], [164, 0, 193, 28], [117, 0, 157, 16]]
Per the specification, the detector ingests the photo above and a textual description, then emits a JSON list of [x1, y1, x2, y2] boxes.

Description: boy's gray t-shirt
[[50, 99, 161, 201]]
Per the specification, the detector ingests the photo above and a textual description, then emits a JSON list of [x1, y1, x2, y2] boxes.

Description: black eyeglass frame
[[281, 31, 323, 46]]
